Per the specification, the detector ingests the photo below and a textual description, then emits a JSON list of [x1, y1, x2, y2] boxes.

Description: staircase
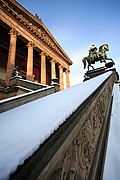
[[0, 68, 118, 180]]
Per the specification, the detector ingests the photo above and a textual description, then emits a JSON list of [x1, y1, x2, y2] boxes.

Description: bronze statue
[[82, 44, 114, 70]]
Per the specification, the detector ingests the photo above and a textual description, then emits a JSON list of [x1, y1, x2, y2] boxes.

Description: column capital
[[65, 69, 70, 73], [9, 28, 20, 36], [50, 58, 56, 63], [26, 41, 35, 48], [40, 51, 47, 56], [58, 65, 64, 69]]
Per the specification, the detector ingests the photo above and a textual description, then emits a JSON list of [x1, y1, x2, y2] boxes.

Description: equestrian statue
[[82, 44, 115, 70]]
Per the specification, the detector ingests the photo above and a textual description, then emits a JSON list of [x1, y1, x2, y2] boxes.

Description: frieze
[[0, 0, 72, 64], [49, 76, 113, 180]]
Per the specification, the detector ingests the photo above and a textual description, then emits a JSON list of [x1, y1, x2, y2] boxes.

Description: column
[[65, 69, 70, 88], [26, 42, 34, 81], [50, 59, 56, 80], [6, 28, 17, 85], [40, 52, 47, 84], [58, 65, 64, 90]]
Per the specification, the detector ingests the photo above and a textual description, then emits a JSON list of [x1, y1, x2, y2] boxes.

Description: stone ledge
[[9, 73, 114, 180], [0, 84, 60, 113]]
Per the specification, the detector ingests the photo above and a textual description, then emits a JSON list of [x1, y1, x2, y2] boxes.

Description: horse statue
[[82, 44, 114, 70]]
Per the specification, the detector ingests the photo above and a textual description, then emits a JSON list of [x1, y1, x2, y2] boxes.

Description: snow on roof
[[0, 72, 112, 179]]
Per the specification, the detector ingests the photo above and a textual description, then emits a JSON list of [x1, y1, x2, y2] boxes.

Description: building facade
[[0, 0, 73, 90]]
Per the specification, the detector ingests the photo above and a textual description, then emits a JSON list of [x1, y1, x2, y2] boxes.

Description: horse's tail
[[82, 57, 87, 69]]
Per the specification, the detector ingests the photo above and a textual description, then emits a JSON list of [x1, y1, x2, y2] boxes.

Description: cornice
[[0, 0, 73, 65]]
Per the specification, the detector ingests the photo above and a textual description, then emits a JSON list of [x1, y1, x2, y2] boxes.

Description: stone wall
[[10, 72, 115, 180], [0, 67, 6, 84], [0, 83, 60, 113]]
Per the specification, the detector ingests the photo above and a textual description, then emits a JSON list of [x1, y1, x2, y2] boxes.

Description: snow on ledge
[[0, 85, 53, 104], [0, 72, 112, 179]]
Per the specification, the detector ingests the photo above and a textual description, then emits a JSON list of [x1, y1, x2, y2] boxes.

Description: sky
[[17, 0, 120, 86], [0, 72, 114, 179]]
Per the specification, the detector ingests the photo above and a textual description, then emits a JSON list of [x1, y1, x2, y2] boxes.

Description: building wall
[[0, 0, 72, 90]]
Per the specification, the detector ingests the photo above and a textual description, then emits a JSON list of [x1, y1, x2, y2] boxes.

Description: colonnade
[[5, 28, 70, 90]]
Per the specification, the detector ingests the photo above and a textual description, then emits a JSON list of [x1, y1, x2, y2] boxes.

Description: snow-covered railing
[[0, 71, 116, 180], [11, 78, 48, 90], [0, 84, 60, 113]]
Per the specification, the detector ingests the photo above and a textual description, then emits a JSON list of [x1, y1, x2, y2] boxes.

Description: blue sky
[[17, 0, 120, 86]]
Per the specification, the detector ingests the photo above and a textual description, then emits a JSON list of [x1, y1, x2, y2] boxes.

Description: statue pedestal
[[83, 62, 115, 82], [84, 66, 106, 81]]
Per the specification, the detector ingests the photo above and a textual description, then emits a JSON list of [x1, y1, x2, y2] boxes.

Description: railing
[[9, 71, 115, 180], [0, 83, 60, 113]]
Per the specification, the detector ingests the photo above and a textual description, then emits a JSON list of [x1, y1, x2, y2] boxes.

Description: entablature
[[0, 0, 73, 66]]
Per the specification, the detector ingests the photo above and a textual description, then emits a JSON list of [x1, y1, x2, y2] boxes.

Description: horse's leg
[[88, 63, 94, 70], [88, 65, 90, 71], [82, 57, 87, 69], [90, 65, 94, 70]]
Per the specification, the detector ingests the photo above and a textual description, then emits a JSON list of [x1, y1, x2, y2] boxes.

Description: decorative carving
[[65, 69, 70, 74], [50, 59, 56, 63], [51, 143, 79, 180], [9, 28, 17, 36], [35, 13, 42, 22], [40, 51, 47, 57], [49, 77, 113, 180], [1, 0, 70, 62], [58, 65, 64, 69], [26, 41, 35, 48]]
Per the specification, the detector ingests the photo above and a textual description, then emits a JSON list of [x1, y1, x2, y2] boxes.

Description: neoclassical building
[[0, 0, 72, 90]]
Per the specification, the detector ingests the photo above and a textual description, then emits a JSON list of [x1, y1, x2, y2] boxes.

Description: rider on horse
[[82, 44, 114, 70], [89, 45, 98, 62]]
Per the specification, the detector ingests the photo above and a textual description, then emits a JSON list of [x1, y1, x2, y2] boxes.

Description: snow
[[14, 85, 33, 92], [0, 72, 112, 179], [19, 78, 48, 87], [0, 86, 52, 104], [103, 83, 120, 180]]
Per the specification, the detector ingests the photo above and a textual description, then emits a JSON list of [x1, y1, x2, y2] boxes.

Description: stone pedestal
[[83, 62, 115, 81]]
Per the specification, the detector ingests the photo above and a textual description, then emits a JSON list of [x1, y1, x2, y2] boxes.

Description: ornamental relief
[[50, 80, 113, 180], [50, 142, 80, 180]]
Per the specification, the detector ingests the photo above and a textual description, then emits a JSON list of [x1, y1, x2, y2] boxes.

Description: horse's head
[[99, 44, 109, 52]]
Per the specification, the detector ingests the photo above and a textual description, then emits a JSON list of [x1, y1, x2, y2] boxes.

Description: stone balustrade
[[0, 83, 60, 113], [9, 71, 115, 180]]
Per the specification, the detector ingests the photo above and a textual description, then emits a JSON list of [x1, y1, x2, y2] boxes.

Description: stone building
[[0, 0, 72, 93]]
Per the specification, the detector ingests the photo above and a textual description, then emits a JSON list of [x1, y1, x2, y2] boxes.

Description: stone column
[[50, 59, 56, 80], [26, 42, 34, 81], [40, 52, 47, 84], [58, 65, 64, 90], [65, 69, 70, 88], [6, 28, 18, 85]]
